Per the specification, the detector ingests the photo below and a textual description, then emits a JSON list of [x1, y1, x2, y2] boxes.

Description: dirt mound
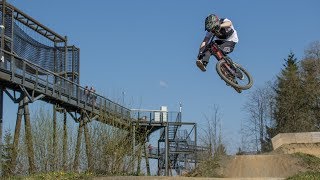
[[273, 143, 320, 157], [213, 143, 320, 178], [218, 154, 307, 178]]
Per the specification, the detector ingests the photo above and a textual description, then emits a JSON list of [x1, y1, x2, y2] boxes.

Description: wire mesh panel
[[13, 23, 57, 72], [0, 2, 133, 125], [1, 4, 81, 84], [66, 46, 80, 84]]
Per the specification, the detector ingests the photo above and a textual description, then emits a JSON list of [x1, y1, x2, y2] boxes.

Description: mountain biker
[[196, 14, 239, 73]]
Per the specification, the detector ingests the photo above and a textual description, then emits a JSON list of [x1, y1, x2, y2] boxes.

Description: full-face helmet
[[205, 14, 220, 32]]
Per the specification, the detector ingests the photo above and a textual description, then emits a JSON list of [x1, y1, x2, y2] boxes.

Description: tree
[[1, 130, 14, 177], [274, 52, 307, 133], [200, 105, 226, 157], [300, 41, 320, 130], [243, 82, 275, 153], [304, 41, 320, 60]]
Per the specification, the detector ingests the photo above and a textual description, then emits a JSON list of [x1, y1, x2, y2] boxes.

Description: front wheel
[[216, 60, 253, 90]]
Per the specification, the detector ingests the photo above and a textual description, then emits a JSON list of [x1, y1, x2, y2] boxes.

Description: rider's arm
[[220, 20, 232, 28], [199, 32, 214, 53], [199, 36, 210, 51]]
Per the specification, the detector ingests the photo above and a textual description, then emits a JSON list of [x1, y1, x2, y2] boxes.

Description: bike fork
[[219, 57, 235, 76]]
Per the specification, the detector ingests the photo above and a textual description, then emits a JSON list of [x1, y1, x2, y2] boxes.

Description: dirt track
[[93, 155, 299, 179], [95, 143, 320, 179], [220, 154, 306, 178]]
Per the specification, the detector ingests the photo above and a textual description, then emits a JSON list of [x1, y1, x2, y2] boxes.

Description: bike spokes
[[216, 60, 253, 90]]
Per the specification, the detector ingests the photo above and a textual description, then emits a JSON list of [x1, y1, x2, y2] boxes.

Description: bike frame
[[206, 42, 237, 77]]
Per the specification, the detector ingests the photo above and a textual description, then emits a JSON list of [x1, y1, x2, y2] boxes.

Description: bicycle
[[198, 41, 253, 93]]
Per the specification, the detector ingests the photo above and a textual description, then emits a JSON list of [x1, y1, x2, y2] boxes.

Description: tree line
[[241, 41, 320, 153], [0, 106, 145, 177]]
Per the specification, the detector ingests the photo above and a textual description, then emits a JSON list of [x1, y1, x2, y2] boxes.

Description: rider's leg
[[196, 51, 211, 72], [214, 40, 236, 54], [215, 40, 243, 80]]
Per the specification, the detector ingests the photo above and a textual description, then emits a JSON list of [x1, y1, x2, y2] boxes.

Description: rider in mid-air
[[196, 14, 240, 75]]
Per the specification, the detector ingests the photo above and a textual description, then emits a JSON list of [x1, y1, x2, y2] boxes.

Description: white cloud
[[159, 80, 168, 88]]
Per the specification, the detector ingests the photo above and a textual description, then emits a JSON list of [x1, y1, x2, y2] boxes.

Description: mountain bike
[[198, 41, 253, 93]]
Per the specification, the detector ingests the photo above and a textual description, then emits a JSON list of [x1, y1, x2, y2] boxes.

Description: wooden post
[[144, 143, 151, 176], [136, 143, 141, 175], [63, 110, 68, 171], [9, 98, 24, 174], [73, 119, 83, 171], [52, 105, 57, 171], [24, 96, 36, 174], [83, 123, 92, 171]]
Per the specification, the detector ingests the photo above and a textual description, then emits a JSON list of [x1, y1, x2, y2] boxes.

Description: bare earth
[[219, 154, 306, 178], [94, 143, 320, 179]]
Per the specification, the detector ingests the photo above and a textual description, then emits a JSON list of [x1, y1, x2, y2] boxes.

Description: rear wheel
[[216, 60, 253, 90]]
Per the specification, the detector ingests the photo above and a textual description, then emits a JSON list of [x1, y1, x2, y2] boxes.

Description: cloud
[[159, 80, 168, 88]]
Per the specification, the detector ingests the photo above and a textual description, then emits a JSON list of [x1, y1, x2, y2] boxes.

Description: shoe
[[196, 60, 207, 72], [235, 68, 244, 80]]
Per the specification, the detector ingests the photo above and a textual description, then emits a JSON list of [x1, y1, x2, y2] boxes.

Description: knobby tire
[[216, 60, 253, 90]]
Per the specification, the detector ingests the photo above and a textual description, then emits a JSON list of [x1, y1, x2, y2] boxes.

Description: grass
[[293, 153, 320, 171], [286, 153, 320, 180], [287, 171, 320, 180], [184, 156, 223, 177], [4, 172, 94, 180]]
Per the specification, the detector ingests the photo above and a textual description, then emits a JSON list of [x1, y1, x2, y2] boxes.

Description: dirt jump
[[218, 132, 320, 178]]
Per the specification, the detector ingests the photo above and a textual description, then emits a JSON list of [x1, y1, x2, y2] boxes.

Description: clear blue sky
[[3, 0, 320, 154]]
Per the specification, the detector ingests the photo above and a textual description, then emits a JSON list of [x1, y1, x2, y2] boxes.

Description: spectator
[[90, 86, 96, 106], [84, 86, 89, 101], [148, 144, 153, 155]]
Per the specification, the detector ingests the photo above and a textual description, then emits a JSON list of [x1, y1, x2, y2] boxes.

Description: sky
[[2, 0, 320, 154]]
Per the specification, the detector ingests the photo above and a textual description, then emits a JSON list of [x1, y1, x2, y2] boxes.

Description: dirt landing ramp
[[275, 143, 320, 157], [221, 154, 306, 178]]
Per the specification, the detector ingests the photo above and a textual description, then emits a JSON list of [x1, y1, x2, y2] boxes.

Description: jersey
[[205, 18, 239, 43]]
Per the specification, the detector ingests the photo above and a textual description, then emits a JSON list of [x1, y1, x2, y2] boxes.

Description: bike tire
[[216, 60, 253, 90]]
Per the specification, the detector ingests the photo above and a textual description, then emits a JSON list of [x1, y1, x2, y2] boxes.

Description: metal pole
[[132, 125, 136, 173], [157, 140, 160, 176], [0, 86, 4, 161], [0, 0, 6, 165], [122, 91, 125, 106], [165, 123, 169, 176], [1, 0, 6, 52], [0, 0, 6, 69], [195, 124, 197, 168]]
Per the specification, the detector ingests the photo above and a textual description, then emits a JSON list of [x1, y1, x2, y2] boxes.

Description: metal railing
[[0, 48, 131, 120], [130, 109, 180, 123]]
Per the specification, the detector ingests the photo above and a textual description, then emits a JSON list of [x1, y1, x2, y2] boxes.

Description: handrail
[[0, 47, 131, 118]]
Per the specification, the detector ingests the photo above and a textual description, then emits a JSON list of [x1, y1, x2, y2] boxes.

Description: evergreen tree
[[274, 52, 305, 133]]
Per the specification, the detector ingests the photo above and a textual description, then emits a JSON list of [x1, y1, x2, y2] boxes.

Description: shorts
[[215, 40, 236, 54]]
